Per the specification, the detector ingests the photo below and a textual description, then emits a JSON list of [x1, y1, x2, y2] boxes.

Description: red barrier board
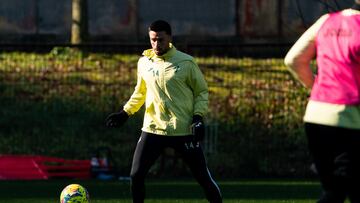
[[0, 155, 91, 180]]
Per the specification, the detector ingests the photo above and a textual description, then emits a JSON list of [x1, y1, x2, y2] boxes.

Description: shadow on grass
[[0, 179, 321, 200]]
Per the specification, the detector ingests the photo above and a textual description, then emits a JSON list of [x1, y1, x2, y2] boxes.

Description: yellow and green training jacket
[[123, 44, 208, 135]]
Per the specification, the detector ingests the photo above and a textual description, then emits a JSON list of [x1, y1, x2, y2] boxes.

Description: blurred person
[[105, 20, 222, 203], [284, 1, 360, 203]]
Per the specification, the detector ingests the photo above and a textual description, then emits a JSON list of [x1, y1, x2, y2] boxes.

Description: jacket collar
[[142, 43, 176, 61]]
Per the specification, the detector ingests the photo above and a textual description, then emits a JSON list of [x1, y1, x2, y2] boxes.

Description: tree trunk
[[71, 0, 88, 44]]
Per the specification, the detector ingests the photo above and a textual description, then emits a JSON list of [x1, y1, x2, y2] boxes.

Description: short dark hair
[[148, 20, 172, 35]]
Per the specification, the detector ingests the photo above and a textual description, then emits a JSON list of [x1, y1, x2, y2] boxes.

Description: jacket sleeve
[[123, 60, 147, 115], [187, 61, 209, 117]]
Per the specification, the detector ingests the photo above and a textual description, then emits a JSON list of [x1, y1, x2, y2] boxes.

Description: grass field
[[0, 52, 311, 178], [0, 179, 322, 203]]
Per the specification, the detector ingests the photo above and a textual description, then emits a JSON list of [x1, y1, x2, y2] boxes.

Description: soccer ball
[[60, 184, 89, 203]]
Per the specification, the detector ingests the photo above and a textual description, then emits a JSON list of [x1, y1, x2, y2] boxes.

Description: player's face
[[149, 31, 171, 56]]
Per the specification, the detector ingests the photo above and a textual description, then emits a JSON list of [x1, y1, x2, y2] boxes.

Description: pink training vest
[[311, 11, 360, 105]]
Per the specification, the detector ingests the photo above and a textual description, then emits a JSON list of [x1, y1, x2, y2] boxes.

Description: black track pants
[[130, 132, 222, 203], [305, 123, 360, 203]]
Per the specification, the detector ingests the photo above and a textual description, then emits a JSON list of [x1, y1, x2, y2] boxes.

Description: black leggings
[[305, 123, 360, 203], [130, 132, 222, 203]]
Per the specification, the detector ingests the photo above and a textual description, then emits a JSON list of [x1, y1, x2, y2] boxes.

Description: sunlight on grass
[[1, 51, 312, 179]]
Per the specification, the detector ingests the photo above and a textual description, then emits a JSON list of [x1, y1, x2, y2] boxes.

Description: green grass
[[0, 179, 322, 203], [0, 51, 312, 177]]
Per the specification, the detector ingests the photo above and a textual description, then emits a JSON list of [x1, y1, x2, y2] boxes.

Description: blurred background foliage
[[0, 47, 312, 178]]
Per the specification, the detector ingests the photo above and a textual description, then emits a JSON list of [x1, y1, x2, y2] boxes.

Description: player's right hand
[[105, 110, 129, 128]]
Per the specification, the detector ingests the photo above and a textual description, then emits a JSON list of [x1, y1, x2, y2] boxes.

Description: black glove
[[105, 110, 129, 128], [191, 115, 205, 141]]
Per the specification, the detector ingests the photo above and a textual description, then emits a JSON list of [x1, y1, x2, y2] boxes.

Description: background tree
[[71, 0, 88, 44]]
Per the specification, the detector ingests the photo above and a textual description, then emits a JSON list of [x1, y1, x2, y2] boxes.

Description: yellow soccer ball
[[60, 184, 89, 203]]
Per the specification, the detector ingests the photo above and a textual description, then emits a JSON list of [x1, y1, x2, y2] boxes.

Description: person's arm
[[187, 61, 208, 141], [105, 60, 146, 128], [123, 60, 147, 115], [187, 61, 209, 117], [284, 14, 329, 88]]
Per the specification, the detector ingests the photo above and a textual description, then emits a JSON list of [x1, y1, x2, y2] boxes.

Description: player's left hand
[[191, 115, 205, 141]]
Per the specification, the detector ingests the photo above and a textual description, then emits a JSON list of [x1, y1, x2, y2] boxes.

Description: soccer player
[[105, 20, 222, 203], [284, 1, 360, 202]]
